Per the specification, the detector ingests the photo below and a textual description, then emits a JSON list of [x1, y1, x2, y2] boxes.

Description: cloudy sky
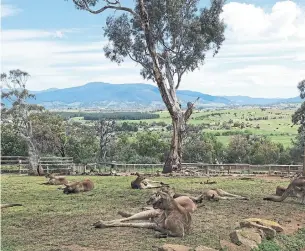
[[1, 0, 305, 98]]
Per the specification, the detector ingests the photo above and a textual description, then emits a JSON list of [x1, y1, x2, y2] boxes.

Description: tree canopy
[[292, 79, 305, 133], [68, 0, 227, 173]]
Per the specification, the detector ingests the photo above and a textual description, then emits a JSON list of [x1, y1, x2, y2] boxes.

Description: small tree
[[31, 112, 68, 157], [68, 0, 226, 173], [1, 70, 44, 175], [96, 119, 116, 161]]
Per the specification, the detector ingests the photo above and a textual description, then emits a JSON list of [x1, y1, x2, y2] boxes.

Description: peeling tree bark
[[21, 134, 39, 176], [163, 96, 197, 173]]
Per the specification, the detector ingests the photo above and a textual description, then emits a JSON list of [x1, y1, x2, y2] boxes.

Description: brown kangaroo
[[201, 188, 249, 201], [43, 173, 69, 185], [130, 172, 169, 189], [63, 179, 94, 194], [263, 176, 305, 204], [146, 187, 200, 213], [93, 191, 192, 238]]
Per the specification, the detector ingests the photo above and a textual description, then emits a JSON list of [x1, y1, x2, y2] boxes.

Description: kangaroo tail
[[1, 203, 23, 209]]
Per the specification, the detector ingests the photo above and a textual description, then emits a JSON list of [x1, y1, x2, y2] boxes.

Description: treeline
[[55, 111, 160, 120], [2, 118, 303, 165]]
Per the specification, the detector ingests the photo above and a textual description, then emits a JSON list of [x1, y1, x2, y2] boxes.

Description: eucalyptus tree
[[68, 0, 226, 172], [1, 70, 44, 175]]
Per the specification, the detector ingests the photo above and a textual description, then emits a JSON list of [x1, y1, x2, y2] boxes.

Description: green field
[[2, 175, 305, 251], [69, 107, 299, 147]]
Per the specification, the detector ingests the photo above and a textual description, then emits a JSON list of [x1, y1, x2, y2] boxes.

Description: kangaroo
[[111, 187, 199, 223], [63, 179, 94, 194], [94, 191, 192, 238], [130, 172, 169, 189], [263, 176, 305, 204], [201, 188, 249, 201], [146, 187, 200, 213], [42, 173, 69, 185], [276, 186, 287, 196], [1, 203, 23, 209]]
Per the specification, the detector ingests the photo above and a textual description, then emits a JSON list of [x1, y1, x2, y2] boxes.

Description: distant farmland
[[61, 107, 298, 147]]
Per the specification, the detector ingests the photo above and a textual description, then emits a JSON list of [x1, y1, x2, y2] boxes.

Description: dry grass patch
[[1, 175, 305, 251]]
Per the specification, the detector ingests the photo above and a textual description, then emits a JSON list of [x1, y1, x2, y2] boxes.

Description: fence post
[[47, 165, 49, 174], [268, 165, 271, 176], [19, 160, 22, 175], [111, 161, 116, 173], [288, 165, 291, 176]]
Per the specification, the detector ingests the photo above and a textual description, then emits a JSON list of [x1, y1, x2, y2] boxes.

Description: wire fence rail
[[1, 156, 303, 176]]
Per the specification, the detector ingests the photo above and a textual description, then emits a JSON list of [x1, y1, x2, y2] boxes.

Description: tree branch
[[138, 0, 176, 116], [184, 97, 199, 121], [126, 51, 150, 72], [73, 0, 138, 17], [175, 67, 188, 90]]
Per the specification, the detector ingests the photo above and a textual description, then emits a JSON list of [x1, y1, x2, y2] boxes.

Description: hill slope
[[2, 82, 301, 109], [26, 82, 233, 109]]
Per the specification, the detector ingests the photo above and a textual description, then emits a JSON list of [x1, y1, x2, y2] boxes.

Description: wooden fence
[[97, 162, 303, 176], [1, 156, 303, 176], [1, 156, 74, 174]]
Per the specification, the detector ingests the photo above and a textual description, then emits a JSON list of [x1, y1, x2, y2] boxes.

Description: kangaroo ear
[[159, 191, 168, 198]]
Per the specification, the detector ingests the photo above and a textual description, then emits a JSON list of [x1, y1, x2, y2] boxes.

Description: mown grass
[[1, 175, 305, 251]]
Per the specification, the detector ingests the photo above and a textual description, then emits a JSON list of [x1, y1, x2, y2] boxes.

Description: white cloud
[[1, 4, 22, 18], [1, 29, 148, 91], [182, 0, 305, 98], [1, 1, 305, 98], [221, 0, 305, 40]]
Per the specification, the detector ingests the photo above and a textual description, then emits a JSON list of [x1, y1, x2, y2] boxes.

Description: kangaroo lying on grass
[[94, 190, 192, 238], [263, 176, 305, 204], [201, 188, 249, 201], [145, 187, 200, 212], [42, 173, 69, 185], [63, 178, 94, 194], [130, 172, 169, 189], [163, 186, 248, 202]]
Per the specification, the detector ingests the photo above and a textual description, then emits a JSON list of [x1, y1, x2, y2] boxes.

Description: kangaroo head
[[160, 186, 175, 197], [146, 190, 161, 205], [146, 187, 175, 205], [63, 182, 79, 194], [152, 191, 172, 210]]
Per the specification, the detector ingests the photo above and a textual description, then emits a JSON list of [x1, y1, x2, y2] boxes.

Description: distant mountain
[[1, 82, 302, 109], [17, 82, 233, 109], [222, 95, 302, 106]]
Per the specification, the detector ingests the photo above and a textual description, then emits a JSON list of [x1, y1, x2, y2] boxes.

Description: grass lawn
[[1, 175, 305, 251]]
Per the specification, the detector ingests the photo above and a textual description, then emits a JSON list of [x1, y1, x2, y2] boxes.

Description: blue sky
[[1, 0, 305, 98]]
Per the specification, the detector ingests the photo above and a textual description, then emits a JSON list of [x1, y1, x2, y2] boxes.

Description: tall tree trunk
[[22, 135, 39, 176], [162, 99, 197, 173], [163, 110, 185, 173], [27, 143, 39, 175], [137, 0, 197, 173]]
